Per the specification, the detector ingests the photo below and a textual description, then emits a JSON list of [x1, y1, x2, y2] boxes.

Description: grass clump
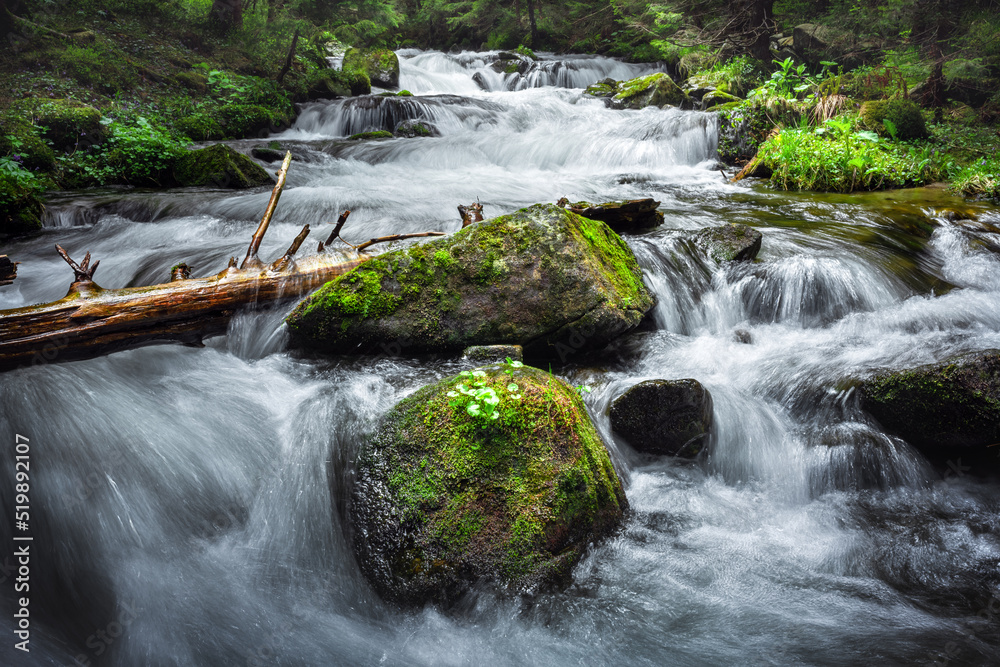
[[953, 157, 1000, 201], [756, 116, 944, 192]]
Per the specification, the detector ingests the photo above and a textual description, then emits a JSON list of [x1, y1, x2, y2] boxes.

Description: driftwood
[[0, 152, 445, 373], [459, 202, 484, 227], [0, 255, 16, 287]]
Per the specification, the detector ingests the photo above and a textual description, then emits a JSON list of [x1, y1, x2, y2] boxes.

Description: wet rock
[[559, 198, 664, 232], [463, 345, 523, 364], [395, 119, 440, 138], [584, 78, 617, 98], [609, 379, 714, 457], [694, 223, 763, 262], [489, 52, 532, 76], [348, 130, 393, 140], [612, 73, 689, 110], [173, 144, 274, 189], [286, 203, 655, 357], [733, 329, 752, 344], [701, 90, 741, 111], [342, 47, 400, 89], [250, 142, 310, 163], [349, 363, 627, 606], [859, 350, 1000, 451]]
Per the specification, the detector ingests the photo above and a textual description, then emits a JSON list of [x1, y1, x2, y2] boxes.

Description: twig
[[242, 151, 292, 269], [324, 210, 352, 245], [55, 245, 100, 283], [270, 224, 311, 272], [353, 232, 446, 252]]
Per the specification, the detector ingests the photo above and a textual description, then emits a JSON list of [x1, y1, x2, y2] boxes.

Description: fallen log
[[0, 255, 16, 287], [0, 152, 444, 373]]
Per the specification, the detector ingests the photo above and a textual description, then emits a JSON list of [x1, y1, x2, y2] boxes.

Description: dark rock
[[584, 78, 617, 98], [489, 53, 532, 76], [250, 146, 284, 162], [286, 204, 655, 357], [561, 198, 664, 232], [694, 223, 763, 262], [349, 364, 627, 606], [733, 329, 752, 344], [463, 345, 523, 364], [348, 130, 393, 140], [793, 23, 854, 67], [173, 144, 274, 189], [342, 48, 400, 89], [859, 350, 1000, 451], [610, 379, 714, 457]]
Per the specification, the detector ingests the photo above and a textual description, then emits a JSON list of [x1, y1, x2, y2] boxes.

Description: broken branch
[[353, 232, 446, 252], [242, 151, 292, 269]]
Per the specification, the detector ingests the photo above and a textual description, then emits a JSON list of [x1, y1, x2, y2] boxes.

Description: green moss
[[28, 99, 107, 152], [291, 258, 401, 338], [348, 130, 393, 140], [0, 172, 44, 237], [613, 72, 687, 109], [174, 71, 208, 95], [515, 45, 537, 60], [861, 99, 929, 140], [172, 143, 273, 189], [353, 364, 626, 602], [218, 104, 282, 139], [572, 213, 647, 309], [342, 48, 399, 88], [0, 115, 55, 171], [397, 90, 413, 97], [175, 113, 225, 141]]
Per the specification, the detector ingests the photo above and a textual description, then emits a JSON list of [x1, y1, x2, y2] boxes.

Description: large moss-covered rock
[[860, 99, 928, 141], [343, 48, 400, 89], [609, 379, 714, 457], [173, 144, 273, 189], [286, 204, 655, 356], [613, 73, 689, 110], [307, 68, 371, 99], [349, 363, 627, 605], [0, 173, 44, 237], [31, 99, 108, 152], [0, 116, 55, 172], [859, 350, 1000, 451], [694, 223, 762, 262]]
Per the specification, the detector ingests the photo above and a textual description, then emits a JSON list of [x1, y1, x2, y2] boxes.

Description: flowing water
[[3, 50, 1000, 666]]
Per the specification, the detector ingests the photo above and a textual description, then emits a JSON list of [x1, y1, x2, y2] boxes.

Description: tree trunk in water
[[210, 0, 243, 31], [526, 0, 537, 47], [0, 153, 448, 373]]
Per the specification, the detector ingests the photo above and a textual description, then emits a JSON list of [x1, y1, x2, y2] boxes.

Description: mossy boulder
[[859, 350, 1000, 451], [701, 91, 741, 111], [175, 72, 208, 95], [584, 80, 617, 98], [349, 363, 627, 606], [343, 48, 400, 89], [218, 104, 286, 139], [0, 173, 44, 237], [31, 99, 108, 152], [613, 73, 689, 110], [694, 223, 762, 262], [860, 99, 928, 141], [394, 119, 439, 138], [286, 204, 655, 357], [610, 379, 714, 457], [307, 68, 370, 99], [173, 144, 273, 189]]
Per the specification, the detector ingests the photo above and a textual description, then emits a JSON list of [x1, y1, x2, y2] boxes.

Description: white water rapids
[[2, 50, 1000, 666]]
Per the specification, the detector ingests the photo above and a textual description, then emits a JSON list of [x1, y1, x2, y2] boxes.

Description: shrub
[[860, 99, 928, 140], [953, 157, 1000, 201], [176, 112, 225, 141], [104, 117, 189, 186], [756, 120, 940, 192], [0, 167, 44, 236]]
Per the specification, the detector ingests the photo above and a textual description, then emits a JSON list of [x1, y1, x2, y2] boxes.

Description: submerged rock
[[342, 47, 400, 89], [349, 363, 627, 606], [609, 379, 714, 457], [173, 144, 274, 189], [394, 119, 440, 138], [694, 223, 762, 262], [859, 350, 1000, 451], [560, 198, 664, 233], [286, 203, 655, 357]]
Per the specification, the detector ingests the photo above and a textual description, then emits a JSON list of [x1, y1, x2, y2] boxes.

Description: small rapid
[[3, 50, 1000, 666]]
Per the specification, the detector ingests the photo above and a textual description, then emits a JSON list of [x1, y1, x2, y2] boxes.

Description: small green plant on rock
[[447, 367, 523, 427]]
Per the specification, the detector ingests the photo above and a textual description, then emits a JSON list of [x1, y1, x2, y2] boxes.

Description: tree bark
[[210, 0, 243, 31], [525, 0, 538, 47]]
